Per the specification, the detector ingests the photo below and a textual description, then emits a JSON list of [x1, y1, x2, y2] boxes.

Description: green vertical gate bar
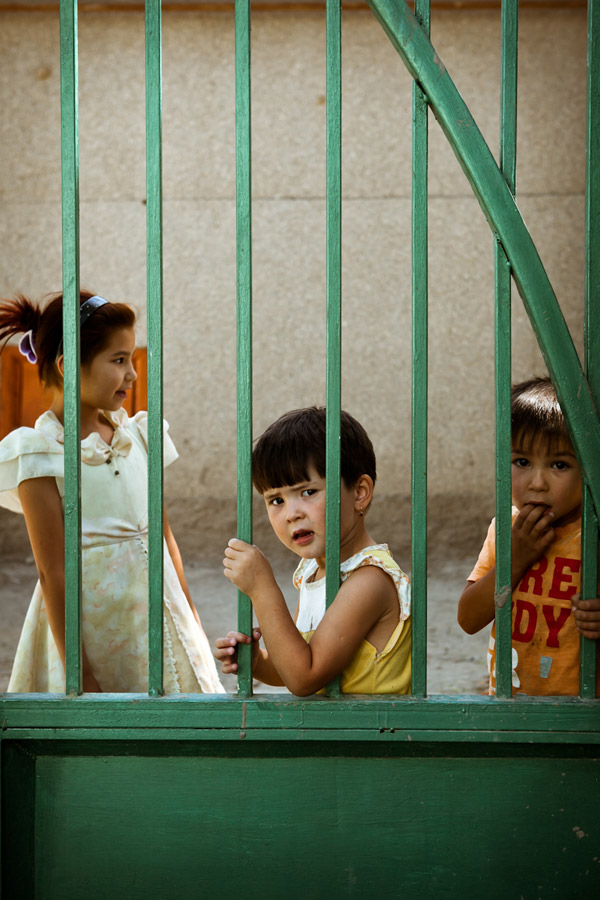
[[59, 0, 82, 696], [366, 0, 600, 513], [581, 0, 599, 698], [145, 0, 164, 696], [325, 0, 342, 696], [235, 0, 253, 698], [410, 0, 430, 699], [494, 0, 518, 699]]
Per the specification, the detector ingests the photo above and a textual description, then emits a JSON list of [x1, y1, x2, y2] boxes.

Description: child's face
[[262, 465, 361, 565], [80, 327, 137, 412], [511, 435, 582, 527]]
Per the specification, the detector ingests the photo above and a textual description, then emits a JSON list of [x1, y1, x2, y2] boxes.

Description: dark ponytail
[[0, 293, 43, 356], [0, 290, 136, 388]]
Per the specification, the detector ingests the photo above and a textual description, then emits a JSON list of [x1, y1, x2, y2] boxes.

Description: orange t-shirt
[[469, 516, 584, 696]]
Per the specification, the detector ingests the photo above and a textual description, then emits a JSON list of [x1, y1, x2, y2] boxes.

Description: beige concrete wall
[[0, 7, 587, 562]]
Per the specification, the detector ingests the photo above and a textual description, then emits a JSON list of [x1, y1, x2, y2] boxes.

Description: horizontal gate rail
[[1, 695, 598, 742]]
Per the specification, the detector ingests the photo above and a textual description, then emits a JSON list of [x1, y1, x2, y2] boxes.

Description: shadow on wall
[[0, 490, 493, 566]]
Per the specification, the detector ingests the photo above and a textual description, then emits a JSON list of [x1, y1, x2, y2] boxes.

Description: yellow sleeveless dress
[[293, 544, 411, 694]]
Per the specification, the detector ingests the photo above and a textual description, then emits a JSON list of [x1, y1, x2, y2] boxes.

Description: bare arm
[[223, 539, 397, 696], [18, 477, 101, 691], [457, 570, 499, 636], [458, 504, 556, 635], [163, 507, 201, 626]]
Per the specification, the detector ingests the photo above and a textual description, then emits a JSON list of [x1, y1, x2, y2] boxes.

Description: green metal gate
[[1, 2, 598, 897]]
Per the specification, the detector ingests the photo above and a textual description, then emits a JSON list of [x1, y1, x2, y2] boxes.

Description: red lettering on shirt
[[542, 605, 571, 648], [512, 599, 537, 643], [548, 557, 581, 601], [518, 558, 548, 596]]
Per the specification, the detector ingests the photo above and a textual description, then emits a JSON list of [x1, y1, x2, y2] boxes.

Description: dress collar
[[35, 408, 133, 466]]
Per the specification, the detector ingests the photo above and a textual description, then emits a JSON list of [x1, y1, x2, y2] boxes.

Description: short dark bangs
[[252, 409, 326, 494], [252, 407, 376, 494], [511, 377, 571, 453]]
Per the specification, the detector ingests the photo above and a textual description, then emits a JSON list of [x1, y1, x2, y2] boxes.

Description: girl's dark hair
[[0, 290, 136, 388], [252, 406, 376, 494], [511, 376, 571, 450]]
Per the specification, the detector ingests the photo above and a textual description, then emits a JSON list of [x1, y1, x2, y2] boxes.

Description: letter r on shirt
[[518, 558, 549, 596]]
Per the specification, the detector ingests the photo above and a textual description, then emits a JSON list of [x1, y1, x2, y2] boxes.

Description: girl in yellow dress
[[215, 407, 411, 695]]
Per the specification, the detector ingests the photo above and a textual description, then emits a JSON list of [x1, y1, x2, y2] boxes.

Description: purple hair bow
[[18, 330, 37, 364]]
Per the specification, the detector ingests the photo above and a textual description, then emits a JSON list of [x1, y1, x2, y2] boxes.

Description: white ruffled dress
[[0, 408, 224, 693]]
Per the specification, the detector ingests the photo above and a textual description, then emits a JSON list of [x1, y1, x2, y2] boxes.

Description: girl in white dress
[[0, 290, 224, 693]]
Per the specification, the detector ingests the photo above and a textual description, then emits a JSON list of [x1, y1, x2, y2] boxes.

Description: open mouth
[[293, 529, 314, 546]]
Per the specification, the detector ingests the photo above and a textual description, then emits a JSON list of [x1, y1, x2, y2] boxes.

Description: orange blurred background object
[[0, 347, 147, 439]]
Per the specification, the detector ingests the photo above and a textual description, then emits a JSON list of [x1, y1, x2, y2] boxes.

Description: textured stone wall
[[0, 7, 586, 562]]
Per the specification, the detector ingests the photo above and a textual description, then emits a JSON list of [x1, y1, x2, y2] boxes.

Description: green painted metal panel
[[235, 0, 254, 697], [2, 741, 597, 899], [494, 0, 518, 699], [4, 728, 599, 748], [366, 0, 600, 515], [410, 0, 430, 699], [59, 0, 82, 697], [1, 742, 35, 899], [145, 0, 165, 696]]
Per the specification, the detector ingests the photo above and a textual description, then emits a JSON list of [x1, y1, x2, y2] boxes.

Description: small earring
[[358, 508, 364, 517]]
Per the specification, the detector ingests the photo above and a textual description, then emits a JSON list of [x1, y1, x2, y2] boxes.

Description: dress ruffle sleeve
[[130, 410, 179, 468], [293, 543, 411, 622], [341, 545, 411, 621], [0, 427, 64, 514]]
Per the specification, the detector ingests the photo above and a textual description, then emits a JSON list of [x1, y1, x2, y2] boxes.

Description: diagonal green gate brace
[[367, 0, 600, 513]]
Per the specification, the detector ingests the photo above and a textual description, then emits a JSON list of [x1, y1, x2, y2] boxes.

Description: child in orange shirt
[[458, 377, 600, 695]]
